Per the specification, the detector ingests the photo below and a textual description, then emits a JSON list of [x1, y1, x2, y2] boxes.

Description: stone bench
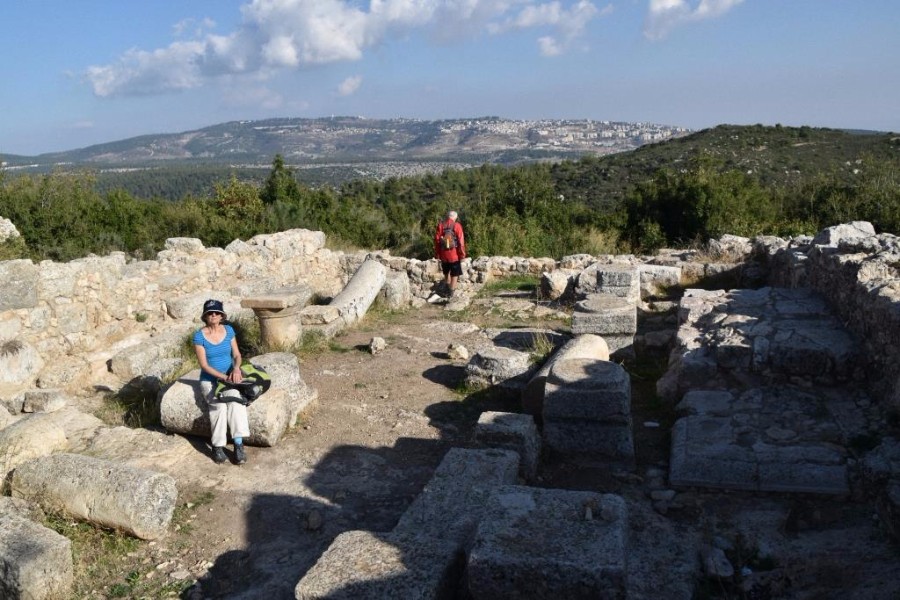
[[10, 453, 178, 540], [241, 285, 312, 348], [467, 486, 628, 599]]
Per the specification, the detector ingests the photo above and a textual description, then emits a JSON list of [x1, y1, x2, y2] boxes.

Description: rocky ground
[[59, 293, 900, 600]]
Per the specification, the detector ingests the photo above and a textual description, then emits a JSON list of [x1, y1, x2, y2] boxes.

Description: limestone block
[[0, 216, 20, 242], [571, 295, 637, 335], [467, 486, 627, 600], [465, 347, 534, 391], [0, 415, 68, 481], [0, 511, 73, 600], [240, 285, 313, 311], [10, 453, 177, 540], [0, 406, 12, 430], [53, 301, 88, 335], [575, 263, 639, 301], [295, 530, 461, 600], [543, 359, 631, 422], [380, 270, 411, 309], [21, 389, 67, 413], [109, 336, 183, 382], [0, 340, 44, 390], [245, 228, 327, 259], [249, 352, 318, 425], [640, 264, 682, 299], [164, 237, 205, 253], [543, 420, 634, 459], [540, 269, 575, 301], [37, 261, 82, 299], [522, 335, 610, 416], [812, 221, 875, 247], [35, 355, 91, 390], [0, 260, 38, 311], [159, 370, 293, 447], [475, 411, 540, 482], [394, 448, 519, 543]]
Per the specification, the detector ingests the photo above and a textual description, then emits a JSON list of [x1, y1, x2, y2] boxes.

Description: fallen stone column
[[159, 369, 294, 447], [10, 453, 177, 540], [0, 510, 74, 600], [330, 258, 387, 327], [522, 334, 610, 417]]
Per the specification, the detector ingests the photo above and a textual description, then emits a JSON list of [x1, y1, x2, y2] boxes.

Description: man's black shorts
[[441, 261, 462, 277]]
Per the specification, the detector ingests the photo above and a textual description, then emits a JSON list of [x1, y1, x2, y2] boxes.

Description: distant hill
[[548, 124, 899, 210], [0, 116, 686, 171]]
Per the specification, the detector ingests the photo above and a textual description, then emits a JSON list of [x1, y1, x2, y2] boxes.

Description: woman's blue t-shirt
[[193, 324, 235, 382]]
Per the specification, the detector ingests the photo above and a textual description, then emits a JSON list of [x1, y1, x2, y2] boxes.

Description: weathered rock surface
[[10, 453, 178, 540], [0, 509, 73, 600]]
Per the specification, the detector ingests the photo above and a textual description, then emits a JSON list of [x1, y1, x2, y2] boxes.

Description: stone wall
[[758, 222, 900, 410]]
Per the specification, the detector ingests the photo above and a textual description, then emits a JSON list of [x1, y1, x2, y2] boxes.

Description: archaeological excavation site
[[2, 221, 900, 599]]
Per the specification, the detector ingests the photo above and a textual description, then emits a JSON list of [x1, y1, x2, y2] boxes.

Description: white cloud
[[86, 0, 610, 97], [491, 1, 611, 56], [644, 0, 743, 40], [337, 75, 363, 96]]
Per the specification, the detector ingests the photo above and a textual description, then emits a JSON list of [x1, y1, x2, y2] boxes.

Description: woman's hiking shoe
[[234, 444, 247, 465], [212, 446, 228, 464]]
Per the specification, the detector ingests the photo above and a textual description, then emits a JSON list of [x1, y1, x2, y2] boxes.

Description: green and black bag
[[214, 363, 272, 406]]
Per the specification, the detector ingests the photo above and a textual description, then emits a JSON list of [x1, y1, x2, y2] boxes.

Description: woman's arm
[[228, 337, 243, 383]]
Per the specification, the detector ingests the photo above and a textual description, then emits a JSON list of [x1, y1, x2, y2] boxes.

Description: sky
[[2, 0, 898, 156]]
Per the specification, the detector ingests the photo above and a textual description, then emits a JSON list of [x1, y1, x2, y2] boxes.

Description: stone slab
[[467, 486, 627, 600], [669, 386, 857, 494], [571, 295, 637, 335], [240, 284, 313, 310], [295, 530, 462, 600], [0, 511, 73, 600], [393, 448, 519, 543]]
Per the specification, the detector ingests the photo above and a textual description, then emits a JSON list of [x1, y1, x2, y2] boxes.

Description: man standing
[[434, 210, 466, 297]]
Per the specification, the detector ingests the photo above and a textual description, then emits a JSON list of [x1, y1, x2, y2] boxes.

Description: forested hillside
[[1, 125, 897, 262]]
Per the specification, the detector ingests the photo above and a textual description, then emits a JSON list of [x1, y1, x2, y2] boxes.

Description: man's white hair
[[447, 210, 458, 220]]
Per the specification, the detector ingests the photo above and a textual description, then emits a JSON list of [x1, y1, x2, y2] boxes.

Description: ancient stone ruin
[[2, 221, 900, 598]]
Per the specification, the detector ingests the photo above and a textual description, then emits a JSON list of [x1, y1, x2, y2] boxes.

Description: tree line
[[1, 126, 898, 263]]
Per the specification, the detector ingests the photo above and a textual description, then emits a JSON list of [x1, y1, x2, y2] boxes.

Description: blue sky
[[2, 0, 898, 156]]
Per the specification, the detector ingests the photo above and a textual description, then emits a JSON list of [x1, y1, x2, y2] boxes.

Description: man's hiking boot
[[234, 444, 247, 465], [212, 446, 228, 464]]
